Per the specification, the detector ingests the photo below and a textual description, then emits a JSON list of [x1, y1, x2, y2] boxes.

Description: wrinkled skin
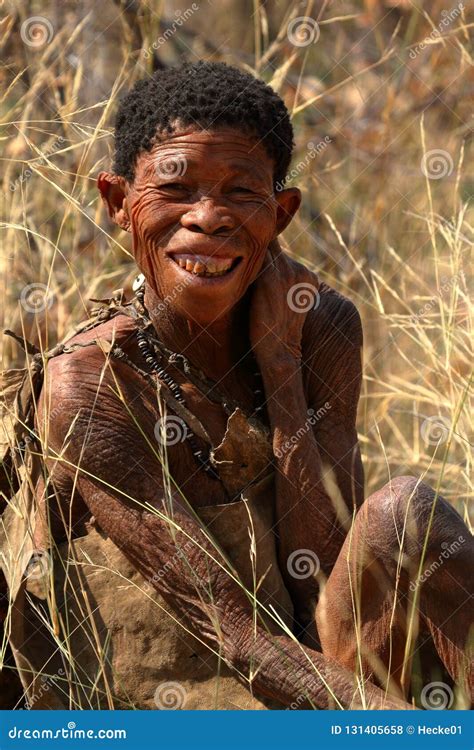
[[30, 126, 472, 709]]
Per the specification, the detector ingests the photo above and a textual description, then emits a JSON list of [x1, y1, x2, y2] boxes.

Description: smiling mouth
[[170, 253, 242, 278]]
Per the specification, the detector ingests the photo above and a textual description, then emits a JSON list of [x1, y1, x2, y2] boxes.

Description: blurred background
[[0, 0, 472, 517]]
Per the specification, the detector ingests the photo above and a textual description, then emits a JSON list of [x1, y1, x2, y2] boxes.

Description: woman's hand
[[249, 239, 320, 364]]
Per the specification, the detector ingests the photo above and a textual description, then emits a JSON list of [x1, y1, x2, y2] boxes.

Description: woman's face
[[99, 126, 300, 325]]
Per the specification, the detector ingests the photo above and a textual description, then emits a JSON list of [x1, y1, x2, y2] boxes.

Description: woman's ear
[[97, 172, 131, 232], [274, 187, 301, 235]]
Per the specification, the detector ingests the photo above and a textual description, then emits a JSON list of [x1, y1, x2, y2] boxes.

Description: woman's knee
[[350, 476, 419, 559], [368, 475, 429, 521], [364, 475, 468, 560]]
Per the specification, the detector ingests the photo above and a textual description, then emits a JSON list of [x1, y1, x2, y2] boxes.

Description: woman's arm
[[250, 246, 364, 640], [39, 342, 407, 709]]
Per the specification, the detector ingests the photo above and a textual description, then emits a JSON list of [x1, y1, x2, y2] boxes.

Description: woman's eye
[[229, 186, 254, 194], [158, 183, 187, 191]]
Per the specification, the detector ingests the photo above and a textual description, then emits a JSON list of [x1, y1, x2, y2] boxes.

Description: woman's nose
[[181, 200, 235, 236]]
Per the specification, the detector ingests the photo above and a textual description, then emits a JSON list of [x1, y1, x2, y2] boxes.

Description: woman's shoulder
[[37, 311, 148, 456], [43, 313, 140, 400], [301, 282, 363, 408], [61, 311, 139, 351], [303, 281, 363, 351]]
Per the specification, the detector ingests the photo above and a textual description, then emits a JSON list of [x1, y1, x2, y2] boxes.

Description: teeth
[[193, 261, 206, 274], [172, 254, 236, 277]]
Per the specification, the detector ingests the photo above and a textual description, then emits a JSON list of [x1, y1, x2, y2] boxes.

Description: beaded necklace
[[133, 276, 266, 479]]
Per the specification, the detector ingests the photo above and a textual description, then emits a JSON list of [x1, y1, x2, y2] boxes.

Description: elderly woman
[[1, 61, 472, 711]]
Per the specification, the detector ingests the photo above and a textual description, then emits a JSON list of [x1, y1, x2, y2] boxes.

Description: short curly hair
[[113, 61, 294, 187]]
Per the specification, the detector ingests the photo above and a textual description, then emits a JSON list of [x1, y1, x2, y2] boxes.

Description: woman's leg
[[316, 476, 473, 704]]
